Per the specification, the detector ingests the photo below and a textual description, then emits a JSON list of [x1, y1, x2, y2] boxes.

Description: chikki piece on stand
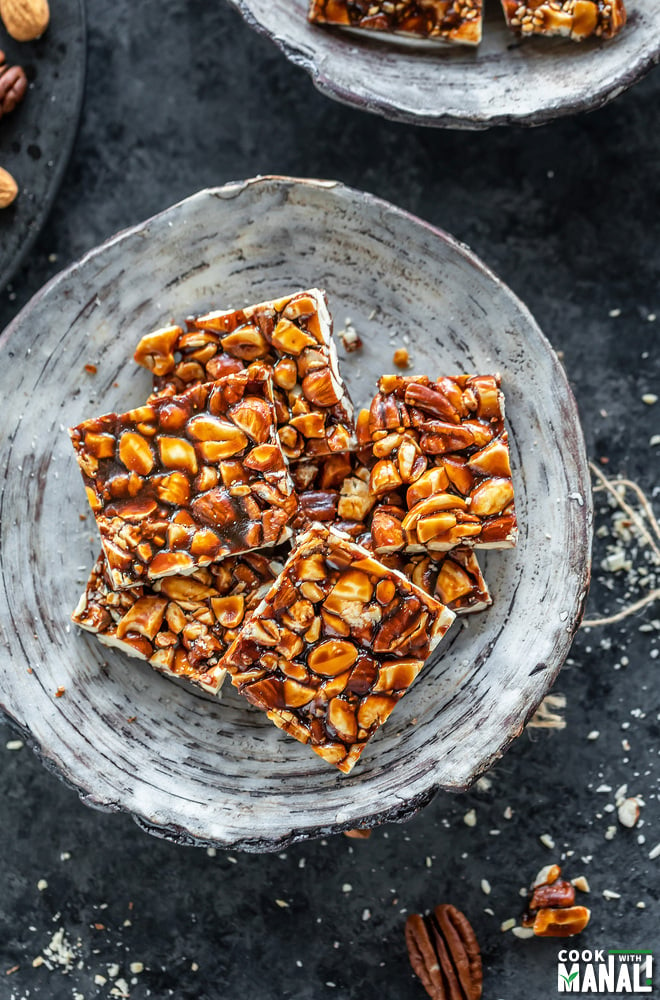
[[289, 452, 376, 540], [223, 526, 456, 774], [72, 550, 283, 693], [308, 0, 483, 46], [367, 374, 517, 554], [69, 368, 298, 591], [500, 0, 626, 40], [133, 288, 356, 462]]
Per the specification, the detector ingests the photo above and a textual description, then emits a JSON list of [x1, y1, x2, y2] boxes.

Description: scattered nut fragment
[[393, 347, 409, 368], [0, 0, 49, 40], [0, 51, 27, 118], [405, 903, 483, 1000], [617, 796, 642, 828], [339, 321, 362, 353], [522, 864, 591, 938], [0, 165, 18, 208]]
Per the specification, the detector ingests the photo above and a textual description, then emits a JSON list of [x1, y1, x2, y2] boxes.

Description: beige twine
[[581, 463, 660, 628], [527, 693, 567, 730]]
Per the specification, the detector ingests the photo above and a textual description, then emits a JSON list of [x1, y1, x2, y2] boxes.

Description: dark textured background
[[1, 2, 659, 998]]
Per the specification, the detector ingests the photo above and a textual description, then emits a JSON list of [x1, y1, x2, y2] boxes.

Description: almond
[[0, 0, 50, 41], [0, 165, 18, 208]]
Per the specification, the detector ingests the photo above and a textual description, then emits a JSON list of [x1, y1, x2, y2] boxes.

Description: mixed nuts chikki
[[308, 0, 483, 46], [133, 288, 356, 462], [72, 550, 283, 693], [500, 0, 626, 40], [222, 526, 456, 773], [366, 374, 516, 554], [69, 368, 297, 590], [69, 283, 518, 773]]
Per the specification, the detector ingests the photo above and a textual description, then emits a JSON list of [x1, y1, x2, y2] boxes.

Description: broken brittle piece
[[72, 550, 283, 693], [223, 525, 455, 773], [133, 289, 356, 462], [367, 374, 517, 554], [501, 0, 626, 41], [69, 368, 297, 590], [308, 0, 483, 46]]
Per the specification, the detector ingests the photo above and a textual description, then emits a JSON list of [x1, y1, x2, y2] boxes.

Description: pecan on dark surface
[[405, 903, 482, 1000]]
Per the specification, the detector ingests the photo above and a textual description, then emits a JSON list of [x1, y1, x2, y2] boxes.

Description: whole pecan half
[[0, 50, 27, 118], [405, 903, 483, 1000]]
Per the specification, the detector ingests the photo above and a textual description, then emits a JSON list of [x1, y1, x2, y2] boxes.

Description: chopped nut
[[393, 348, 409, 368], [617, 796, 642, 828]]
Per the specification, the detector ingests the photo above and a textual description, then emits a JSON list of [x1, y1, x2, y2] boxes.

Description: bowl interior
[[0, 178, 591, 849], [229, 0, 659, 127]]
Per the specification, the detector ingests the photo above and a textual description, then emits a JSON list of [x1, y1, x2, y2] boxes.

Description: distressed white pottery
[[227, 0, 659, 128], [0, 177, 592, 850]]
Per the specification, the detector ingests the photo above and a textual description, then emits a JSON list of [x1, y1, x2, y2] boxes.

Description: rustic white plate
[[227, 0, 659, 128], [0, 177, 591, 851]]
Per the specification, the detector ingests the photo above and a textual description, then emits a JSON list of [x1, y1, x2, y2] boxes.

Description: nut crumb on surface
[[392, 347, 409, 368], [463, 809, 477, 827]]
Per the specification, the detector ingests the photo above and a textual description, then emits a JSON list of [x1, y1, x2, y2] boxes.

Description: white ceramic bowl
[[228, 0, 659, 128], [0, 177, 591, 850]]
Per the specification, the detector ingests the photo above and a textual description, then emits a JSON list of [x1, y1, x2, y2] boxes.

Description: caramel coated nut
[[532, 906, 591, 938], [367, 374, 517, 554], [405, 904, 483, 1000], [69, 369, 297, 590], [133, 289, 356, 462], [223, 526, 455, 774], [72, 550, 283, 693], [500, 0, 626, 40], [308, 0, 483, 46]]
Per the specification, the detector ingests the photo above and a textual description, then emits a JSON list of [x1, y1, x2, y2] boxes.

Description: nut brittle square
[[223, 526, 455, 774], [69, 368, 297, 590], [308, 0, 483, 46], [367, 374, 517, 554], [500, 0, 626, 41], [72, 550, 283, 693], [133, 288, 356, 462]]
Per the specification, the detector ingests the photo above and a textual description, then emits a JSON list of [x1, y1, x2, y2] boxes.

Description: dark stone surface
[[0, 2, 659, 998]]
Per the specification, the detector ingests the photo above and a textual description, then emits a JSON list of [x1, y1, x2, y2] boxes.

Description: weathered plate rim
[[0, 177, 593, 851], [226, 0, 660, 129]]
